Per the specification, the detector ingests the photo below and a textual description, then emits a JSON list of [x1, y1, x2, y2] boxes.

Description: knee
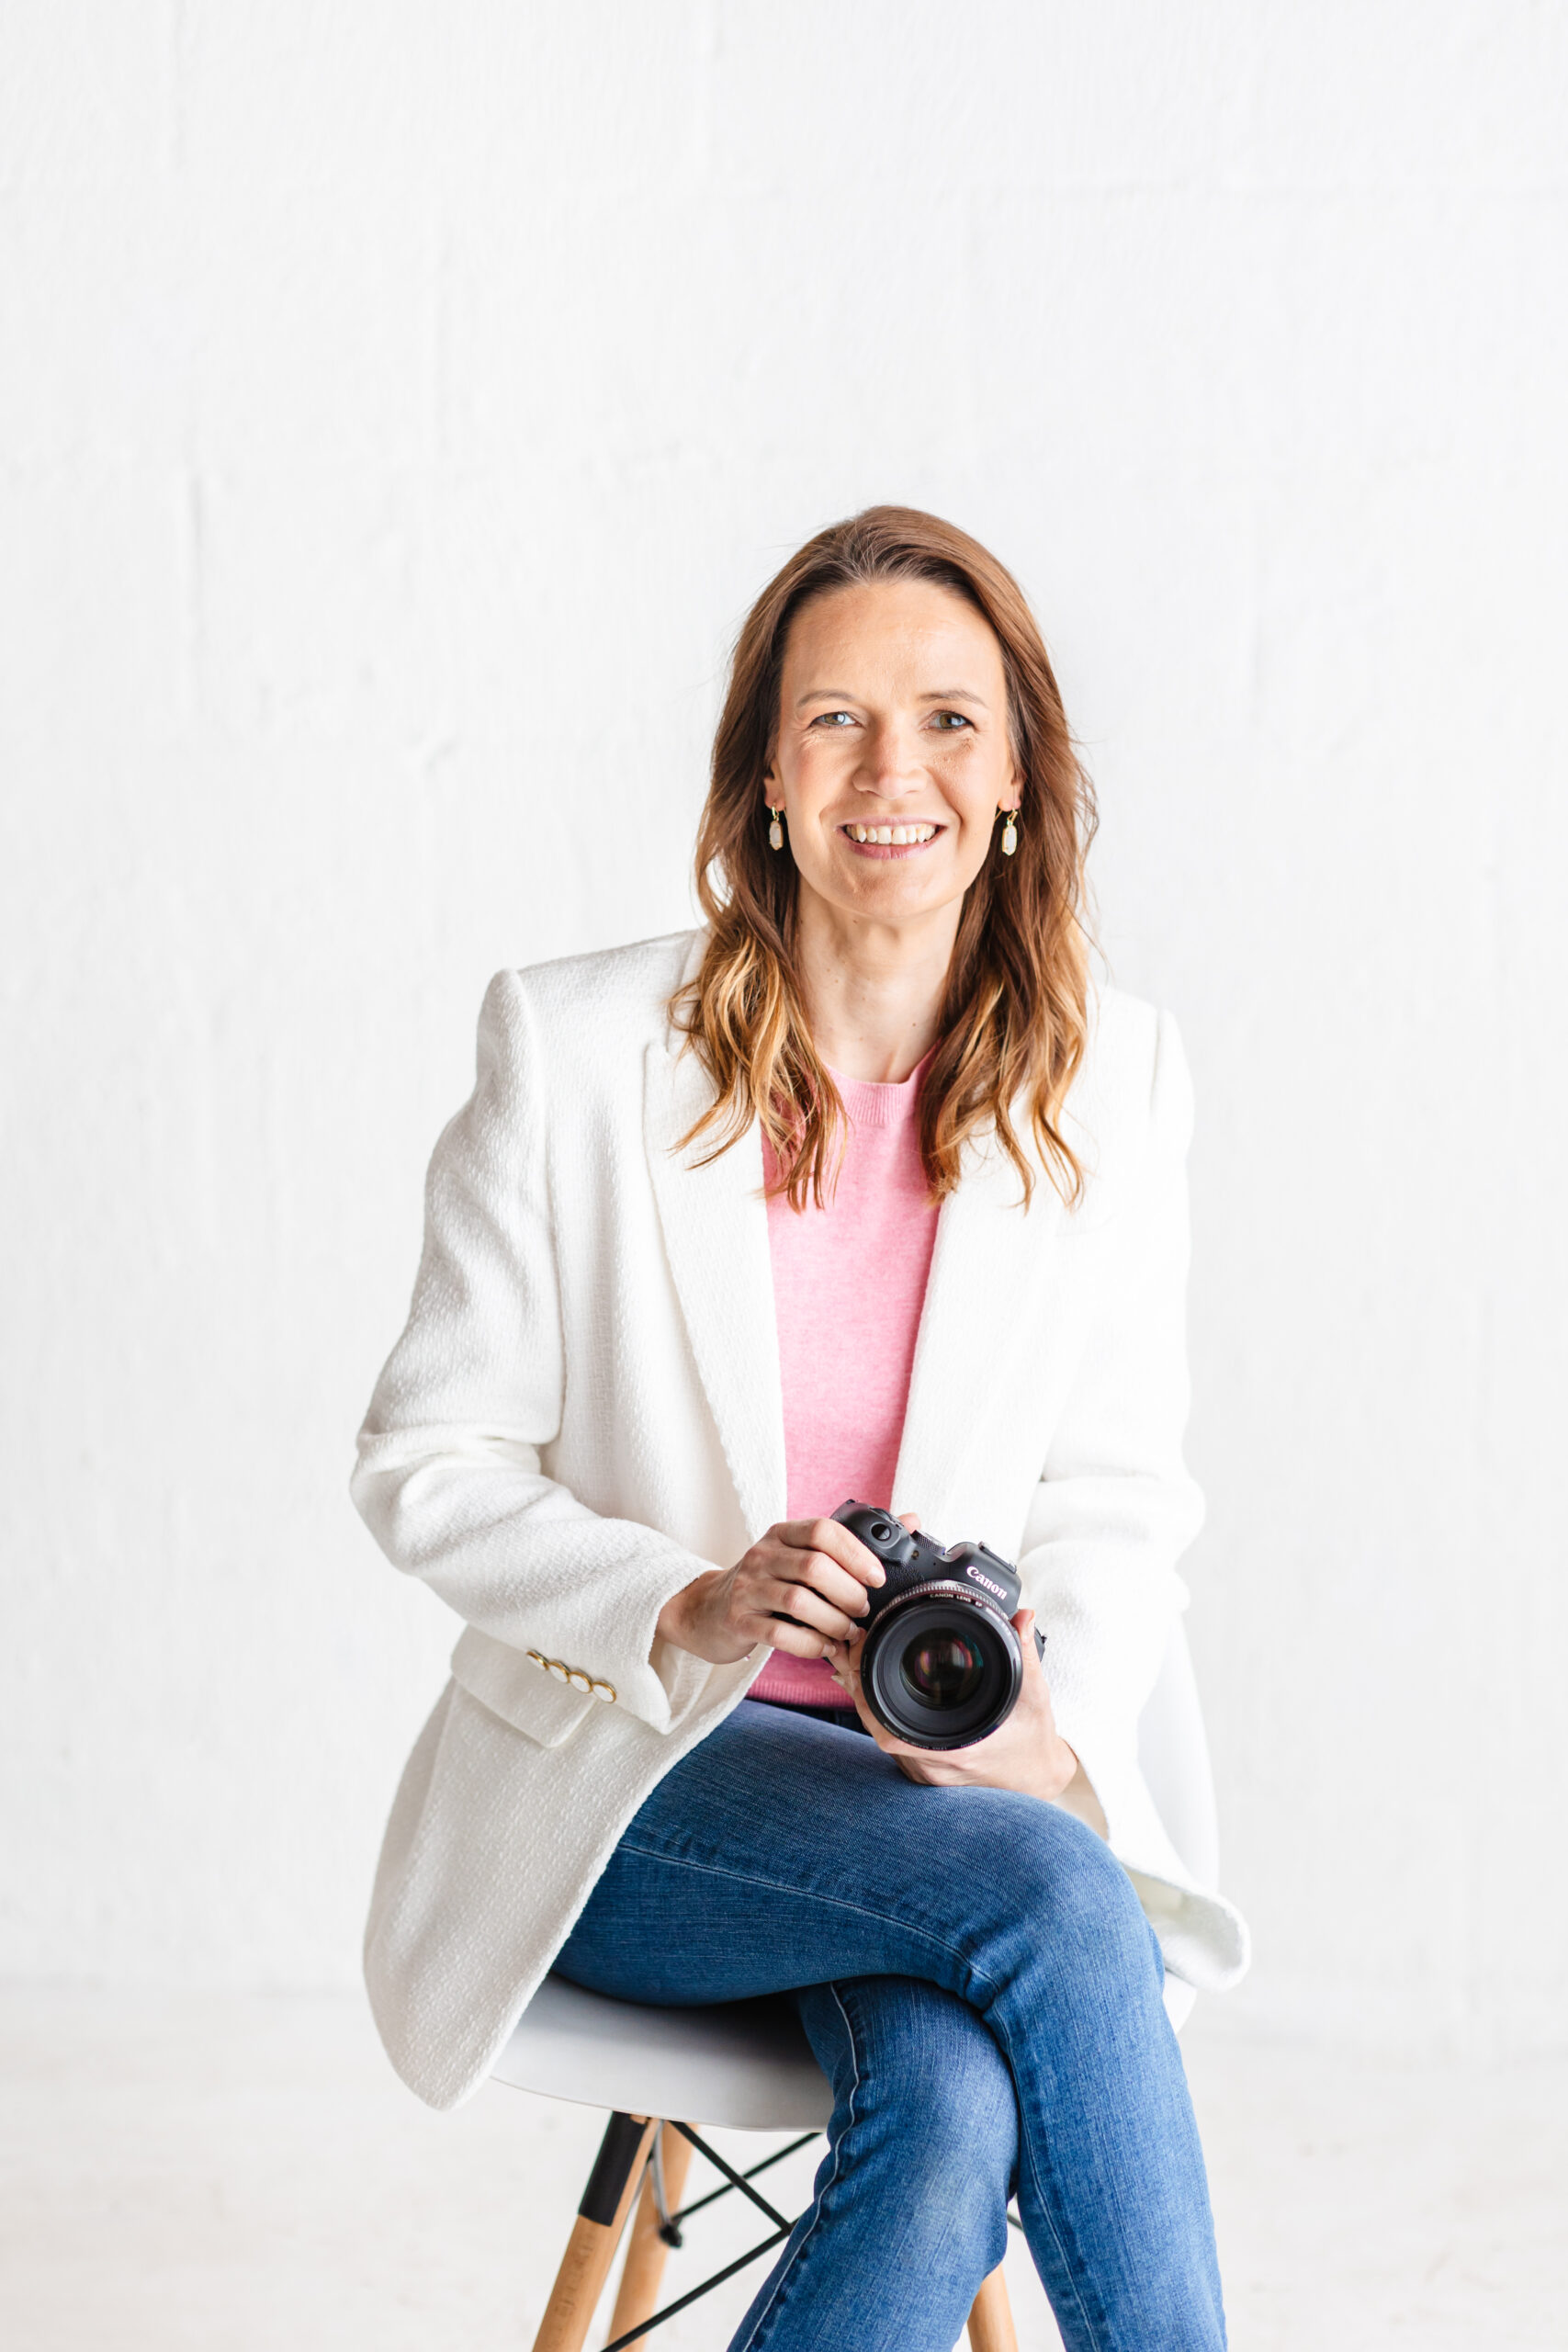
[[894, 2021, 1017, 2199], [875, 2037, 1016, 2282], [1002, 1803, 1161, 1998], [813, 1979, 1017, 2214]]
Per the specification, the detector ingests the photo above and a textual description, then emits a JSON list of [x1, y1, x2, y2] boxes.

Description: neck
[[792, 886, 960, 1083]]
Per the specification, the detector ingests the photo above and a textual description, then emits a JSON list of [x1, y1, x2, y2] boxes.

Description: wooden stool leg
[[605, 2121, 695, 2346], [966, 2261, 1019, 2352], [531, 2112, 657, 2352]]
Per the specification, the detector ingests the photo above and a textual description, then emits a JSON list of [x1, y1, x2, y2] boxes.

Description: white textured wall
[[3, 2, 1564, 2054]]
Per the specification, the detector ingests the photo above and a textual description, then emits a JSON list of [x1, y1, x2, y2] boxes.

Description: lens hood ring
[[861, 1582, 1024, 1750]]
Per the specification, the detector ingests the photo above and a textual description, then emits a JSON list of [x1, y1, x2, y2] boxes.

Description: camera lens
[[899, 1631, 984, 1710], [862, 1592, 1023, 1750]]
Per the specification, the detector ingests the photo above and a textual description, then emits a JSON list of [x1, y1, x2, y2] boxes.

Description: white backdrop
[[3, 1, 1564, 2057]]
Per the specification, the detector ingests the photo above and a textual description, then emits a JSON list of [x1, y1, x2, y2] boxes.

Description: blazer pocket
[[448, 1626, 602, 1749]]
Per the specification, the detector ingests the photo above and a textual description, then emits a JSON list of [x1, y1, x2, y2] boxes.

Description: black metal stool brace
[[531, 2110, 1017, 2352]]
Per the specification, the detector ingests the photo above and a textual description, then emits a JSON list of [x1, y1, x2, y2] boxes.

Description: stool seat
[[492, 1972, 834, 2132]]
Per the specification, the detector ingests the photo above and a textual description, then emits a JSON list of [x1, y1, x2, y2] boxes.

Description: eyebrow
[[793, 685, 992, 711]]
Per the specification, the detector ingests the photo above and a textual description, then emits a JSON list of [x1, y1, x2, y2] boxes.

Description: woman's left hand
[[820, 1509, 1080, 1805], [831, 1601, 1080, 1803]]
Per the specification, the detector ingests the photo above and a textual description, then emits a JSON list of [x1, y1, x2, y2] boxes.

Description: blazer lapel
[[644, 1038, 788, 1540], [894, 1136, 1077, 1544]]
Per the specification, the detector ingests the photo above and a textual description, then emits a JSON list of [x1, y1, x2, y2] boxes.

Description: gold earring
[[768, 806, 784, 851], [1000, 806, 1018, 857]]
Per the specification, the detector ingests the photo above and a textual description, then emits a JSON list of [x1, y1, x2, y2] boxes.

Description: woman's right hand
[[654, 1518, 887, 1668]]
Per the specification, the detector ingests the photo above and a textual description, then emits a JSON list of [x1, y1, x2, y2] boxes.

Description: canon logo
[[965, 1566, 1008, 1600]]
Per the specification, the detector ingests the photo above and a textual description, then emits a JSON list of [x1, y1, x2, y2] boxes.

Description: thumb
[[1013, 1607, 1043, 1667]]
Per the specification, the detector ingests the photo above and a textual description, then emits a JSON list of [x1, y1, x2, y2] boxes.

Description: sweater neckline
[[826, 1051, 933, 1133]]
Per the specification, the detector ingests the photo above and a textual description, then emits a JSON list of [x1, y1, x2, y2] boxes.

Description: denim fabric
[[556, 1700, 1226, 2352]]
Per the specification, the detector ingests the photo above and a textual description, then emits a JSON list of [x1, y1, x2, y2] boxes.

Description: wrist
[[1038, 1736, 1079, 1805], [1051, 1747, 1109, 1837], [655, 1571, 718, 1653], [655, 1569, 754, 1665]]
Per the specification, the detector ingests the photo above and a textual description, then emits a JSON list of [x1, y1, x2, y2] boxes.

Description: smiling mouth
[[840, 821, 942, 850]]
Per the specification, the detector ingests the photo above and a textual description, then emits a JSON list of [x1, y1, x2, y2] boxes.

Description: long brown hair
[[671, 505, 1096, 1210]]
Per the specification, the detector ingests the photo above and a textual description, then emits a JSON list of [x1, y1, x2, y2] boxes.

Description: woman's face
[[764, 577, 1020, 936]]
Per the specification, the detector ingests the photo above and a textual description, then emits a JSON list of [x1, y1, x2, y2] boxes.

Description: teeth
[[847, 823, 938, 845]]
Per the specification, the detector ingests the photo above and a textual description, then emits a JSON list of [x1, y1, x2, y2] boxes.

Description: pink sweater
[[752, 1060, 941, 1707]]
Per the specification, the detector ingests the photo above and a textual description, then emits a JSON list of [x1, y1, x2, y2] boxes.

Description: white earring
[[1000, 806, 1018, 857], [768, 807, 784, 852]]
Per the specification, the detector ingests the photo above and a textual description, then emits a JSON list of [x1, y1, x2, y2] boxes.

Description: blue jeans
[[556, 1700, 1226, 2351]]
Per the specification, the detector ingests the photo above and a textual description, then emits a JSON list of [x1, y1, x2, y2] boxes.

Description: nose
[[854, 717, 925, 799]]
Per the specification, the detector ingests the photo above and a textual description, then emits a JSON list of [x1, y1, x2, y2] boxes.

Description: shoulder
[[1065, 985, 1194, 1196], [476, 930, 701, 1069]]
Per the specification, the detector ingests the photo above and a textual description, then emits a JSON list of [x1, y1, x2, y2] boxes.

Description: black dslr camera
[[834, 1500, 1045, 1750]]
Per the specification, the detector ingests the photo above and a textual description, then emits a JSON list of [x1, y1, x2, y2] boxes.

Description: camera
[[832, 1500, 1045, 1750]]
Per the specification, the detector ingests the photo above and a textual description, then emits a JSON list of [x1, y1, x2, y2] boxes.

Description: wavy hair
[[671, 505, 1096, 1210]]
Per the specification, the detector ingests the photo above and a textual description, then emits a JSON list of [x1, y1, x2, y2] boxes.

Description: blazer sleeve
[[350, 970, 720, 1734], [1016, 1009, 1206, 1843]]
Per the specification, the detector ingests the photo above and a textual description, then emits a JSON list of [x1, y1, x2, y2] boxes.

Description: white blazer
[[353, 930, 1250, 2110]]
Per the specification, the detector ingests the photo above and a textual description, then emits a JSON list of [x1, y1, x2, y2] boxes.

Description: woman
[[353, 506, 1249, 2350]]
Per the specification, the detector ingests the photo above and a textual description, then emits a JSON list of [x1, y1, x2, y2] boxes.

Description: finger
[[837, 1665, 928, 1759], [830, 1633, 864, 1695], [781, 1519, 886, 1589], [786, 1551, 877, 1618], [1012, 1608, 1047, 1681], [765, 1620, 838, 1661], [897, 1511, 920, 1532], [767, 1582, 860, 1644], [779, 1518, 887, 1590], [831, 1640, 892, 1739]]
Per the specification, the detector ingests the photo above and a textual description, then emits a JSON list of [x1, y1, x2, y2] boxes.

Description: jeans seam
[[732, 1980, 862, 2352], [987, 2012, 1108, 2352], [615, 1841, 1003, 1989]]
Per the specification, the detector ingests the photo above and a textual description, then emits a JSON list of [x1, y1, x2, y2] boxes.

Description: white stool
[[495, 1624, 1220, 2352]]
